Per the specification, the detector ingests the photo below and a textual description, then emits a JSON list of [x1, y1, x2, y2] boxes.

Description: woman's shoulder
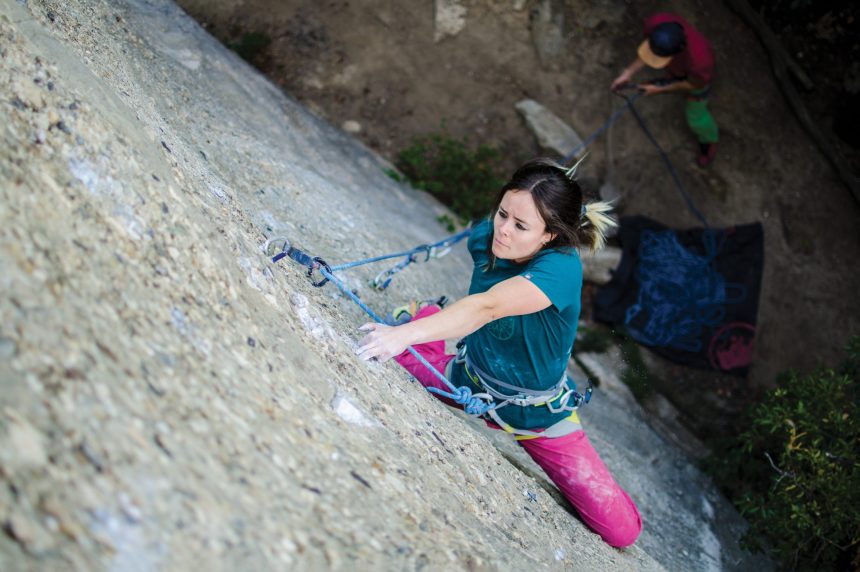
[[522, 247, 582, 310], [529, 245, 581, 270], [467, 218, 492, 251]]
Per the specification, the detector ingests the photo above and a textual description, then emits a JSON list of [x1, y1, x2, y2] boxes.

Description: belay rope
[[265, 229, 494, 415], [264, 230, 592, 426], [563, 79, 711, 229]]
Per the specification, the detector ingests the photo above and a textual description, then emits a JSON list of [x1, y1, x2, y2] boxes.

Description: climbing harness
[[456, 342, 590, 413], [455, 341, 592, 438], [266, 231, 594, 438]]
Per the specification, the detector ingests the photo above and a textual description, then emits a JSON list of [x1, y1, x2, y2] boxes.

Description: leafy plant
[[617, 334, 658, 400], [572, 328, 657, 398], [395, 131, 505, 223], [228, 31, 271, 64], [707, 336, 860, 571], [575, 326, 613, 354], [383, 168, 403, 183], [436, 214, 456, 233]]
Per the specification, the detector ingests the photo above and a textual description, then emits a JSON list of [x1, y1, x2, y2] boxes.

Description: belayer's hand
[[637, 82, 662, 96], [356, 322, 409, 363], [610, 72, 631, 92]]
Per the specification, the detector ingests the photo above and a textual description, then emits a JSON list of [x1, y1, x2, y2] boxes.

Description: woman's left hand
[[356, 322, 410, 363]]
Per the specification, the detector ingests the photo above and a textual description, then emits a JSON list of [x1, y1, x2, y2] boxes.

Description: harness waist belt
[[466, 355, 567, 406], [454, 343, 591, 438], [459, 345, 578, 413]]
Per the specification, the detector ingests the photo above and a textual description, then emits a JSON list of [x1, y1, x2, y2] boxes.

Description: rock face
[[529, 0, 568, 70], [515, 98, 585, 160], [0, 1, 768, 570], [580, 246, 622, 285], [434, 0, 468, 43]]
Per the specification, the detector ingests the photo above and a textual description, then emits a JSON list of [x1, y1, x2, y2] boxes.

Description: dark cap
[[638, 22, 686, 69]]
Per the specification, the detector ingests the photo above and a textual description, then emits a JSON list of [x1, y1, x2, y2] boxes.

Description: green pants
[[685, 86, 719, 144]]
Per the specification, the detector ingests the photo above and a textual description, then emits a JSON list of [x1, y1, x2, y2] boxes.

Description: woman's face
[[492, 190, 554, 263]]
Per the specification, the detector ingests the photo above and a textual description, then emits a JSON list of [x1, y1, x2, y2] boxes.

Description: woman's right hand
[[356, 322, 410, 363]]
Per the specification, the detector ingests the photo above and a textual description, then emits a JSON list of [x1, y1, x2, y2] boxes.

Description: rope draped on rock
[[264, 229, 498, 416]]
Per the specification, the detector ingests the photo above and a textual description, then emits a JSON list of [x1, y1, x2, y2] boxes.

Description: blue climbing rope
[[329, 228, 471, 273], [623, 228, 746, 351], [267, 233, 497, 417], [562, 80, 710, 229], [560, 90, 645, 166], [624, 97, 710, 228]]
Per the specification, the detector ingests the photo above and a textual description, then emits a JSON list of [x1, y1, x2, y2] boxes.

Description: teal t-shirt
[[450, 218, 583, 429]]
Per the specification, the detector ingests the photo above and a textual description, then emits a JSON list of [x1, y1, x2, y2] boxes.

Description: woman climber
[[356, 159, 642, 548]]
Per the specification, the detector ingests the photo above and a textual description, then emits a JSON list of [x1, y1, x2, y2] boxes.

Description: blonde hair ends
[[580, 200, 617, 253]]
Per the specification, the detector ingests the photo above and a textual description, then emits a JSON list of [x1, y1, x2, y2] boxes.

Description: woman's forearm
[[355, 293, 495, 363], [357, 276, 551, 363], [398, 293, 493, 346]]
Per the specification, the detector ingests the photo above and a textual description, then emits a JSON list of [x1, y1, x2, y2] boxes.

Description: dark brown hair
[[485, 158, 615, 268]]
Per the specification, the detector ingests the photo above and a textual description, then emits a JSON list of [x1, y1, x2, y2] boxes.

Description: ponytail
[[579, 200, 617, 253]]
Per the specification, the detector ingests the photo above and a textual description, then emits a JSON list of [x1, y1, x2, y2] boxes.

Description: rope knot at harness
[[452, 386, 495, 416], [427, 385, 495, 416]]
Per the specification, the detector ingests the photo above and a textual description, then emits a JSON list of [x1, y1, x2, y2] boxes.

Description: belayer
[[356, 159, 642, 548], [611, 12, 719, 168]]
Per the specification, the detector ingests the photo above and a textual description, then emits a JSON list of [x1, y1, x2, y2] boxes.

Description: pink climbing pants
[[394, 305, 642, 548], [516, 430, 642, 548]]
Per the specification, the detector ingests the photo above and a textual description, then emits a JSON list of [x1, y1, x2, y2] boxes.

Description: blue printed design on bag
[[624, 230, 746, 352]]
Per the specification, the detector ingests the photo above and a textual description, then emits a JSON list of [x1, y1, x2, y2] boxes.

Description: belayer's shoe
[[696, 142, 717, 168], [385, 296, 449, 326]]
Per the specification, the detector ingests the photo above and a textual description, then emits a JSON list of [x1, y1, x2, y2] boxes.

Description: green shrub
[[228, 31, 271, 64], [708, 337, 860, 570], [395, 132, 505, 223], [571, 328, 658, 398], [575, 326, 614, 354], [617, 334, 658, 400], [436, 214, 456, 233]]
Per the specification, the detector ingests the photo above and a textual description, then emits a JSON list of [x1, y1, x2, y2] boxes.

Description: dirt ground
[[176, 0, 860, 433]]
